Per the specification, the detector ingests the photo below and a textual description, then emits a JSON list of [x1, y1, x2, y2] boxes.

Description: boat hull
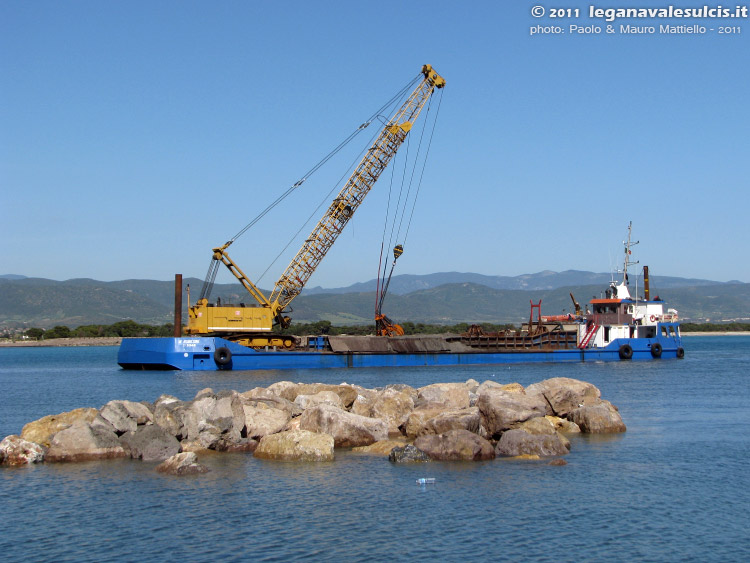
[[117, 334, 684, 371]]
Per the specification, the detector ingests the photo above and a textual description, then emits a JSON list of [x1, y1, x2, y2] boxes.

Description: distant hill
[[1, 273, 748, 329], [304, 270, 727, 295]]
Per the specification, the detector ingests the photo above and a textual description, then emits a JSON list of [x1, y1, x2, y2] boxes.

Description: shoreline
[[0, 337, 122, 348]]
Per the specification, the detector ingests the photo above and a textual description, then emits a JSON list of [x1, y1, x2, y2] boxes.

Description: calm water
[[1, 336, 749, 561]]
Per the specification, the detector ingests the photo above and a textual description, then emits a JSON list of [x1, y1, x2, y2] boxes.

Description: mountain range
[[1, 271, 748, 329]]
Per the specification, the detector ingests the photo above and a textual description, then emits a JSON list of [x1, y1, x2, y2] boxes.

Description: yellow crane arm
[[267, 65, 445, 322]]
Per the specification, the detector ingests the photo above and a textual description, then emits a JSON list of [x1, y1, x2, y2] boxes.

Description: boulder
[[417, 406, 482, 437], [264, 381, 299, 400], [352, 438, 409, 456], [476, 380, 525, 396], [350, 387, 378, 417], [294, 390, 344, 410], [46, 421, 127, 462], [0, 435, 45, 465], [183, 390, 246, 449], [119, 425, 181, 461], [365, 388, 415, 435], [295, 384, 358, 409], [254, 429, 334, 462], [20, 407, 99, 448], [99, 400, 154, 435], [568, 400, 627, 433], [299, 404, 388, 448], [477, 387, 547, 438], [494, 418, 571, 457], [242, 404, 290, 439], [415, 382, 470, 409], [240, 390, 302, 418], [545, 415, 581, 434], [156, 452, 210, 475], [153, 396, 188, 440], [526, 377, 601, 416], [402, 405, 447, 438], [413, 429, 495, 461], [388, 444, 431, 463]]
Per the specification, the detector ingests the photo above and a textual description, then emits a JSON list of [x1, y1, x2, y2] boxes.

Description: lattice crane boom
[[268, 65, 444, 323]]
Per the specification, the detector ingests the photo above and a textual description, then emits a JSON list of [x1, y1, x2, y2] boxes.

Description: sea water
[[1, 336, 748, 561]]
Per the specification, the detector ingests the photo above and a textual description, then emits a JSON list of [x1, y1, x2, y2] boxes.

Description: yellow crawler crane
[[187, 65, 445, 347]]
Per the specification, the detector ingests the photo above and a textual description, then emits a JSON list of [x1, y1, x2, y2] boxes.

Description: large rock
[[100, 400, 154, 435], [477, 388, 548, 438], [119, 425, 181, 461], [495, 417, 571, 457], [352, 438, 409, 456], [46, 421, 127, 462], [240, 389, 302, 418], [153, 395, 188, 440], [402, 405, 447, 438], [299, 404, 388, 448], [156, 452, 209, 475], [388, 444, 431, 463], [294, 390, 344, 410], [274, 383, 358, 409], [546, 415, 581, 434], [417, 406, 482, 437], [254, 429, 334, 461], [476, 380, 525, 396], [568, 400, 627, 433], [359, 388, 415, 435], [526, 377, 602, 416], [20, 407, 99, 448], [299, 384, 359, 409], [415, 382, 470, 409], [242, 404, 290, 439], [0, 435, 45, 465], [183, 390, 246, 449], [413, 429, 496, 461]]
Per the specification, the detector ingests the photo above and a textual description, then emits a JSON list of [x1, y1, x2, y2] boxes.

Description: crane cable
[[198, 74, 421, 301], [376, 88, 444, 315]]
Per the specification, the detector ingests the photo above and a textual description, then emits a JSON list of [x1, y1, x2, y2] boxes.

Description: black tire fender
[[618, 344, 633, 360], [676, 347, 685, 359], [214, 346, 232, 366], [650, 342, 663, 358]]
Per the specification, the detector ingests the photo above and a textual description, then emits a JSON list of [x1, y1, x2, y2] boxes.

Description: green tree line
[[25, 320, 175, 340], [679, 322, 750, 332]]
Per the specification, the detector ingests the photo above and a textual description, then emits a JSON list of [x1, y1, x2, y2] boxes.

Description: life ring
[[618, 344, 633, 360], [214, 346, 232, 367], [650, 342, 662, 358], [650, 315, 657, 322], [676, 347, 685, 359]]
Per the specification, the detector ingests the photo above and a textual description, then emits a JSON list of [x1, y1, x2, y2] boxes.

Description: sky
[[2, 0, 748, 290]]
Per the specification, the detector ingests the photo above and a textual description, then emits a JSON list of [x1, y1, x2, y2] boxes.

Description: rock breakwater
[[1, 377, 625, 472]]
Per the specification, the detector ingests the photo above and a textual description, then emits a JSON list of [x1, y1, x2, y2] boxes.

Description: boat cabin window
[[661, 326, 668, 337]]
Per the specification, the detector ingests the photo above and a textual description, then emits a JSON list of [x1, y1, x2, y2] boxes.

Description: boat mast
[[622, 221, 639, 286]]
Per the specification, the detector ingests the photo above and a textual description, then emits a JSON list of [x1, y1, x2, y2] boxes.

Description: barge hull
[[117, 334, 684, 371]]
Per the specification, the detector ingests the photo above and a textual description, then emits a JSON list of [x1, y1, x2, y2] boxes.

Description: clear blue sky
[[2, 1, 748, 288]]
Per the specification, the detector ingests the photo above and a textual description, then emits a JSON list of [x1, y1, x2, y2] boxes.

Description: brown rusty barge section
[[325, 329, 579, 355]]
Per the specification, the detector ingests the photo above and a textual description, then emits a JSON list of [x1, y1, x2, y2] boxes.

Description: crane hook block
[[393, 244, 404, 261]]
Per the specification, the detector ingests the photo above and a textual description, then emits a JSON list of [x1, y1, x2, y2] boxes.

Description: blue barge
[[118, 324, 684, 371]]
